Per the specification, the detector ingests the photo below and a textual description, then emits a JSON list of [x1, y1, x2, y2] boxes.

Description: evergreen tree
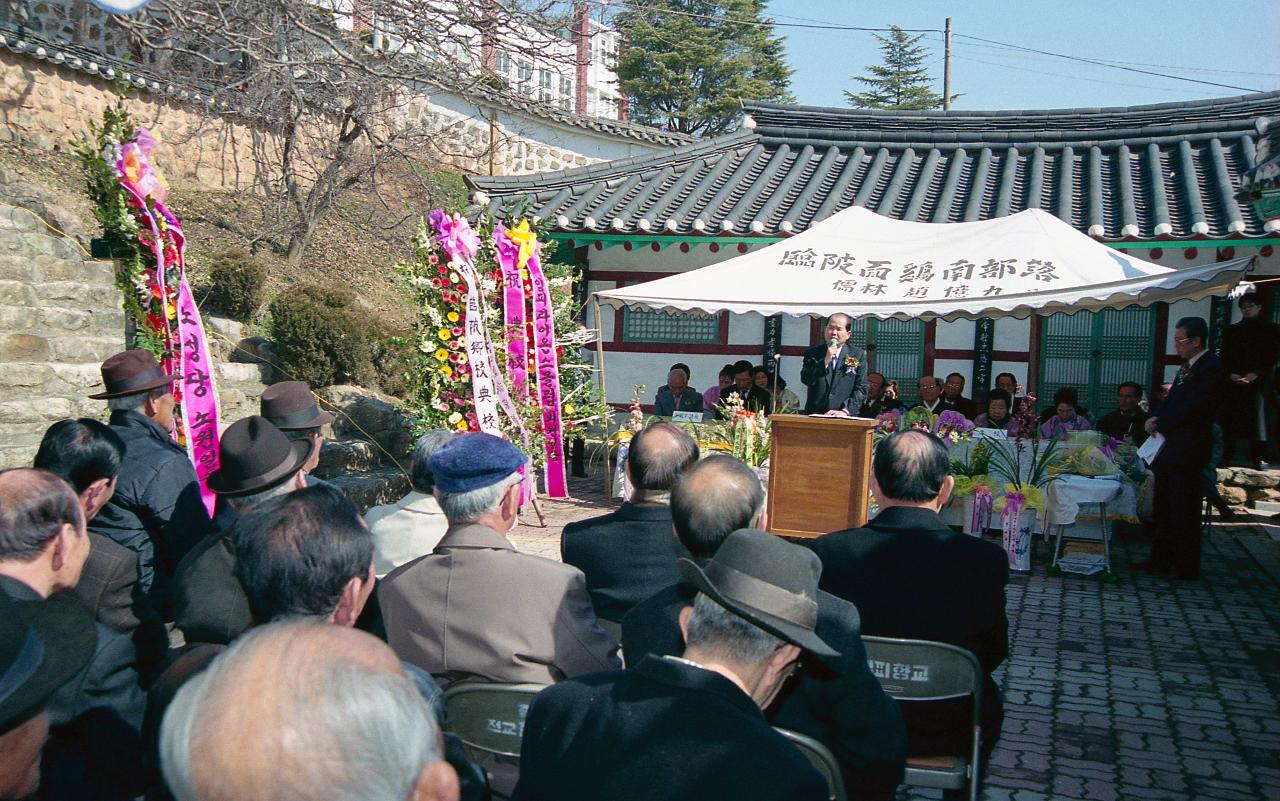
[[614, 0, 793, 137], [845, 25, 944, 110]]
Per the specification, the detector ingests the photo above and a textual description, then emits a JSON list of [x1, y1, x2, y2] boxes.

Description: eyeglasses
[[1173, 336, 1193, 344]]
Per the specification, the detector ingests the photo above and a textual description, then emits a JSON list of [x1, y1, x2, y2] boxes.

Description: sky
[[764, 0, 1280, 111]]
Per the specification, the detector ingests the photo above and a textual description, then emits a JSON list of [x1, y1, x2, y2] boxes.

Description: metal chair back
[[442, 681, 546, 759], [776, 727, 848, 801]]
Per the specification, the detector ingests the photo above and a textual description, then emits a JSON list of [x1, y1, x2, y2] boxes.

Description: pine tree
[[614, 0, 793, 137], [845, 25, 944, 110]]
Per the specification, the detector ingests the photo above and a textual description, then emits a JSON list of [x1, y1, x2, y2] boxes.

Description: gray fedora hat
[[679, 528, 838, 660]]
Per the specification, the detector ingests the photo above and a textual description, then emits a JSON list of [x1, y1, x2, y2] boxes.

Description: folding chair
[[861, 636, 983, 801], [442, 682, 546, 759], [775, 727, 847, 801]]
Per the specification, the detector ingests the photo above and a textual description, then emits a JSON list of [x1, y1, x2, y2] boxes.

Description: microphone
[[828, 336, 839, 351]]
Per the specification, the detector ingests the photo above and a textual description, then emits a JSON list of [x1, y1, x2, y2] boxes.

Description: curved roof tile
[[473, 94, 1280, 240]]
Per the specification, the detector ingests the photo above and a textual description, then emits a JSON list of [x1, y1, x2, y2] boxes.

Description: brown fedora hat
[[88, 349, 177, 400], [206, 416, 313, 497], [260, 381, 335, 430]]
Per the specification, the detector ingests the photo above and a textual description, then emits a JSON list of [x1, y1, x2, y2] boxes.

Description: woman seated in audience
[[703, 364, 734, 413], [975, 389, 1014, 431], [1037, 387, 1090, 425], [753, 367, 800, 413], [1039, 394, 1092, 440]]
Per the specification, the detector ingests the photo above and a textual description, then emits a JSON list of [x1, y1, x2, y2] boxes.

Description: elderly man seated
[[622, 456, 905, 800], [654, 364, 704, 417], [514, 529, 835, 801], [811, 430, 1008, 763], [159, 621, 460, 801], [562, 423, 698, 622], [365, 430, 457, 577], [380, 433, 618, 685]]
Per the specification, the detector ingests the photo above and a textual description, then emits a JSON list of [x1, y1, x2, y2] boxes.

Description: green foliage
[[845, 25, 944, 110], [268, 285, 373, 389], [205, 248, 267, 320], [614, 0, 793, 136]]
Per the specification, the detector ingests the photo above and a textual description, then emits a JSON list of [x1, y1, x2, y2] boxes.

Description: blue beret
[[428, 432, 528, 493]]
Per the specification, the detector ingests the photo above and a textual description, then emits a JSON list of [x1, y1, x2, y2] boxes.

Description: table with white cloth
[[1044, 474, 1133, 574]]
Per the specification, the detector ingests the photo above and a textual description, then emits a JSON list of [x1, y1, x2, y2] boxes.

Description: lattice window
[[1039, 306, 1154, 419], [622, 309, 720, 344], [873, 318, 926, 408]]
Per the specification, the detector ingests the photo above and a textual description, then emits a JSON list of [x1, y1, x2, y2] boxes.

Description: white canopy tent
[[593, 207, 1253, 321]]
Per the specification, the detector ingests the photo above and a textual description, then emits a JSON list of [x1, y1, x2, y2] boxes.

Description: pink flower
[[429, 210, 480, 264]]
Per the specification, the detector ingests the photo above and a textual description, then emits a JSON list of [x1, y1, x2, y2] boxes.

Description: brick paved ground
[[510, 467, 1280, 801]]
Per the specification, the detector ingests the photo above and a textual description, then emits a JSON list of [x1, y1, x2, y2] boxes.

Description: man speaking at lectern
[[802, 313, 870, 416]]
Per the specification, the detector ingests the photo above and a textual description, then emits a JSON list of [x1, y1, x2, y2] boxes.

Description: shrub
[[206, 248, 267, 320], [268, 284, 372, 389]]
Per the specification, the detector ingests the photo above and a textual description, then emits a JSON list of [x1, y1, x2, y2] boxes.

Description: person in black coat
[[515, 529, 835, 801], [1219, 292, 1280, 467], [88, 351, 212, 619], [1140, 317, 1226, 579], [809, 430, 1008, 761], [939, 373, 978, 419], [802, 313, 869, 415], [1096, 382, 1150, 446], [858, 372, 905, 418], [720, 359, 772, 416], [562, 423, 697, 622], [621, 456, 906, 800]]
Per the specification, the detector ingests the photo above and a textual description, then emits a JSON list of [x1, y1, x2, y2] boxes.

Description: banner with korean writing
[[595, 207, 1252, 321]]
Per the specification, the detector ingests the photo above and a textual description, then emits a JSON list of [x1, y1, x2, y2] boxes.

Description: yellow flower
[[434, 349, 448, 362], [447, 312, 459, 323], [447, 412, 463, 424], [563, 404, 575, 416], [438, 328, 451, 340], [507, 219, 539, 269], [165, 302, 177, 320], [456, 421, 469, 431], [440, 365, 453, 378]]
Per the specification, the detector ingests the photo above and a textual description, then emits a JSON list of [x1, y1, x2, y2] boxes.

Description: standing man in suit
[[379, 433, 619, 686], [562, 423, 698, 622], [514, 529, 834, 801], [810, 430, 1008, 761], [802, 313, 869, 416], [1141, 317, 1225, 580]]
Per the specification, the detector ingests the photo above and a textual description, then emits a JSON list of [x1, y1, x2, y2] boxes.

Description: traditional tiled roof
[[1240, 119, 1280, 194], [471, 92, 1280, 239]]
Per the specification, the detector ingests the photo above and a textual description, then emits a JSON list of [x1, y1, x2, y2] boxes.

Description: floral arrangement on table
[[932, 410, 975, 447], [901, 405, 937, 432], [396, 210, 611, 496], [985, 390, 1063, 570], [709, 394, 772, 468], [73, 103, 221, 515]]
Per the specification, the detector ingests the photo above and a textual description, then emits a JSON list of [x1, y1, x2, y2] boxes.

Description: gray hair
[[438, 471, 522, 523], [160, 621, 442, 801], [410, 430, 457, 493], [226, 475, 298, 514], [684, 592, 783, 666], [106, 386, 169, 413]]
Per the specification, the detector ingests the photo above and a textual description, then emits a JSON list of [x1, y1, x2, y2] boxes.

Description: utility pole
[[943, 17, 952, 111]]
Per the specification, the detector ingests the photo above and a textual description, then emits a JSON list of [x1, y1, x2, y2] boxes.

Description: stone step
[[216, 362, 273, 385], [314, 439, 384, 479], [0, 230, 88, 261], [0, 304, 126, 338], [0, 395, 105, 426], [327, 467, 411, 515], [0, 362, 104, 396], [0, 279, 121, 309], [0, 332, 124, 363], [0, 253, 117, 287]]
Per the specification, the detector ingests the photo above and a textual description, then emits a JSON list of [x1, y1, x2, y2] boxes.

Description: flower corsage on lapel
[[843, 355, 861, 375], [1175, 363, 1193, 386]]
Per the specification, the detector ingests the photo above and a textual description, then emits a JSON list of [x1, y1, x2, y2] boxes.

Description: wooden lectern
[[766, 414, 876, 539]]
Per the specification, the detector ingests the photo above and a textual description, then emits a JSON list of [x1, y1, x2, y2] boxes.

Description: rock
[[1246, 486, 1280, 504], [1226, 468, 1279, 489], [314, 439, 383, 479], [319, 384, 415, 461], [1218, 485, 1248, 505], [1216, 468, 1233, 483], [230, 335, 273, 365], [327, 467, 411, 515]]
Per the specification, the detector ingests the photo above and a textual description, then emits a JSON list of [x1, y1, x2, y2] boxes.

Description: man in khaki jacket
[[379, 433, 619, 687]]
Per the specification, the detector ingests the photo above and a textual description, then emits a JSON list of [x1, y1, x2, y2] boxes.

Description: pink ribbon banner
[[118, 171, 220, 516], [526, 248, 567, 498], [494, 227, 529, 399]]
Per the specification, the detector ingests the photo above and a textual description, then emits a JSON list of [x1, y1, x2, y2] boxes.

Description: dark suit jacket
[[512, 655, 827, 801], [1097, 409, 1150, 445], [1153, 352, 1225, 470], [859, 396, 904, 418], [622, 581, 906, 801], [938, 396, 978, 419], [801, 343, 869, 415], [809, 506, 1008, 756], [561, 503, 691, 622], [654, 387, 705, 417]]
